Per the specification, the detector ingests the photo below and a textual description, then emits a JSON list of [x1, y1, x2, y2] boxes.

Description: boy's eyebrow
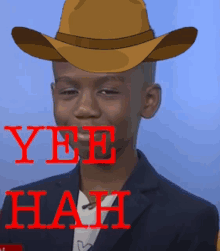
[[54, 75, 125, 86]]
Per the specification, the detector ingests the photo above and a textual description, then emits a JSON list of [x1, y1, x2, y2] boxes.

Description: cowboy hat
[[11, 0, 198, 73]]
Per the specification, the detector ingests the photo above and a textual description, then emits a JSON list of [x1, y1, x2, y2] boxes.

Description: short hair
[[136, 61, 156, 86]]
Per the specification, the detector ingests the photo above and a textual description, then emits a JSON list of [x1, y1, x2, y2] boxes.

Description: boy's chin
[[78, 146, 115, 164]]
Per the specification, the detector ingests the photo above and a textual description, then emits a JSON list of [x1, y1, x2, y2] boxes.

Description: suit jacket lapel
[[91, 149, 159, 251]]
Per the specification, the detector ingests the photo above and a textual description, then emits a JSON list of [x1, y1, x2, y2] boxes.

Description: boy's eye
[[99, 90, 119, 95], [61, 90, 77, 95], [60, 89, 119, 95]]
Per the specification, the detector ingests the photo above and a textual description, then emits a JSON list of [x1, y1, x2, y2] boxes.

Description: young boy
[[0, 0, 219, 250]]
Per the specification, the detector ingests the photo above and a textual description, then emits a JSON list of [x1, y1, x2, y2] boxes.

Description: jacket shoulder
[[9, 168, 75, 192], [157, 173, 217, 213]]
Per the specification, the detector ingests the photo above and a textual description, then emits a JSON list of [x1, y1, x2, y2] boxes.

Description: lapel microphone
[[82, 202, 96, 210]]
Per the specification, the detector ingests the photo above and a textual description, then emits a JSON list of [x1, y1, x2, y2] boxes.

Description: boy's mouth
[[77, 131, 108, 141]]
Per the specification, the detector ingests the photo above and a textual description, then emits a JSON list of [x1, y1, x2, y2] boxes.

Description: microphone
[[82, 202, 96, 210]]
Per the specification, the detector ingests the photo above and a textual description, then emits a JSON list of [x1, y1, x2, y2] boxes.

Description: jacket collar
[[47, 149, 159, 250]]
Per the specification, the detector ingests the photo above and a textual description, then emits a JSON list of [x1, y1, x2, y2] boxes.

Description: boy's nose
[[73, 91, 101, 118]]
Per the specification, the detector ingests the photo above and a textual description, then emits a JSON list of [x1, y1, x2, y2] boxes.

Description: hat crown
[[59, 0, 151, 39]]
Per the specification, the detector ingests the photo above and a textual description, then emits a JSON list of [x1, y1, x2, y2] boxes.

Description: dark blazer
[[0, 149, 219, 251]]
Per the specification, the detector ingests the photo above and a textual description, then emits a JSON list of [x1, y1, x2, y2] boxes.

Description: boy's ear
[[50, 82, 55, 101], [141, 84, 162, 119], [51, 82, 55, 93]]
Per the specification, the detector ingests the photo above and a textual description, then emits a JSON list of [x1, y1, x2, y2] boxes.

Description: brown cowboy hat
[[11, 0, 198, 73]]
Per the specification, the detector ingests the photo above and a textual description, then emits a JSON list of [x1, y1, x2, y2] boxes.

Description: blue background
[[0, 0, 220, 220]]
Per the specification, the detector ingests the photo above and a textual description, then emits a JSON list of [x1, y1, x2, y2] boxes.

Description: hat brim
[[11, 27, 197, 73]]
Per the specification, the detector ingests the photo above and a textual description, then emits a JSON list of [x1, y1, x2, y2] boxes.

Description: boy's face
[[51, 62, 161, 160]]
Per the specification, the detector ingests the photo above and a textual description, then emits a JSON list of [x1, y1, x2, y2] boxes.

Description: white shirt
[[72, 190, 117, 251]]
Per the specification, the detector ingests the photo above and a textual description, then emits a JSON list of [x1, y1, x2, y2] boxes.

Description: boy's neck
[[79, 145, 138, 196]]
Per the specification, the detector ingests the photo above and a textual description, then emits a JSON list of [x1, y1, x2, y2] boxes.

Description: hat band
[[55, 30, 154, 50]]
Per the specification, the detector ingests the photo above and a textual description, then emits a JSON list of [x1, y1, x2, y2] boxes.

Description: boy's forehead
[[53, 61, 140, 84], [54, 75, 127, 88]]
